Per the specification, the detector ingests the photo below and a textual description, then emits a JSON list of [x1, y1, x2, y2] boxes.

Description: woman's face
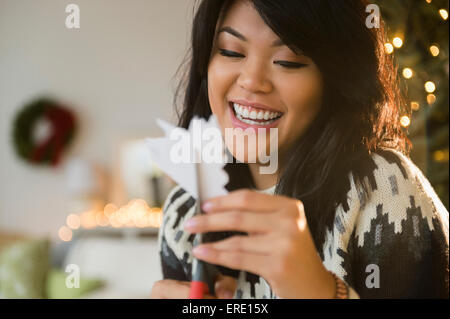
[[208, 0, 323, 167]]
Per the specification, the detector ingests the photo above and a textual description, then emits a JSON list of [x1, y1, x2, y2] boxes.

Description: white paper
[[145, 115, 229, 201]]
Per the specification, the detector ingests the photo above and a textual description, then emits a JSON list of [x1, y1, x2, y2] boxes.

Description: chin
[[225, 139, 277, 165], [215, 104, 281, 165]]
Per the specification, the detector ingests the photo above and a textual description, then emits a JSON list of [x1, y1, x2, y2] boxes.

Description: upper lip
[[229, 99, 283, 113]]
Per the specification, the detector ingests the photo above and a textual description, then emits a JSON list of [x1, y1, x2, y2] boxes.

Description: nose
[[237, 59, 272, 94]]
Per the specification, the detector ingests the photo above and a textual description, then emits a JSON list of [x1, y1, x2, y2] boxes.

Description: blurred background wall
[[0, 0, 194, 238]]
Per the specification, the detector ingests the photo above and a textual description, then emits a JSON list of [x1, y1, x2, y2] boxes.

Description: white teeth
[[232, 103, 282, 122], [256, 111, 264, 120], [236, 112, 277, 125]]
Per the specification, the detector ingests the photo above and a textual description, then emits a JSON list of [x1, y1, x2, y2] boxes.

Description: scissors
[[189, 161, 220, 298]]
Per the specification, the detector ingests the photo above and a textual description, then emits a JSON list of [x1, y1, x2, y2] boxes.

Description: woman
[[151, 0, 449, 298]]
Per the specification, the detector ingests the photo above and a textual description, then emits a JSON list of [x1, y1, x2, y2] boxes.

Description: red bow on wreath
[[13, 98, 77, 167], [30, 106, 76, 166]]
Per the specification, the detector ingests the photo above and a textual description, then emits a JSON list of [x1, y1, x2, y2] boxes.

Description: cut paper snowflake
[[145, 115, 229, 202]]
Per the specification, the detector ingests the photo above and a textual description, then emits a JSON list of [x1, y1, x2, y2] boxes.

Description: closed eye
[[219, 48, 308, 69], [274, 61, 308, 69], [219, 49, 244, 58]]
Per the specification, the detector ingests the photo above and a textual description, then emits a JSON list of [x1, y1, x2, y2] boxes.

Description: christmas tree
[[375, 0, 449, 209]]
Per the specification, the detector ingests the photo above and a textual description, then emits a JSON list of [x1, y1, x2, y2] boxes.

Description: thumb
[[214, 274, 237, 299]]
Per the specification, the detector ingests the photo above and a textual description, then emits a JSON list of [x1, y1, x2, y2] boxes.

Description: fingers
[[203, 189, 285, 213], [184, 210, 276, 234], [151, 279, 218, 299], [204, 234, 274, 255], [193, 247, 267, 277], [149, 280, 192, 299], [214, 275, 237, 299]]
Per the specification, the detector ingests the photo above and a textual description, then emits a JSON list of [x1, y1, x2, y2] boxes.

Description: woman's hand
[[184, 189, 336, 299], [150, 274, 238, 299]]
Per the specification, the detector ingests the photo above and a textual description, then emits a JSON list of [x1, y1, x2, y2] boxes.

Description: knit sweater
[[157, 149, 449, 298]]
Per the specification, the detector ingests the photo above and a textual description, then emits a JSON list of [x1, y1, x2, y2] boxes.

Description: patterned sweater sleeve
[[327, 149, 449, 298], [157, 185, 197, 282]]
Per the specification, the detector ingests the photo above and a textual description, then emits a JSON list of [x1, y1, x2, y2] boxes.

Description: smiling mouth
[[229, 102, 283, 126]]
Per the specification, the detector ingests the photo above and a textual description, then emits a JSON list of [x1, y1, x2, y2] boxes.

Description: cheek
[[279, 74, 323, 148], [207, 58, 238, 135], [207, 59, 234, 115], [289, 80, 322, 119]]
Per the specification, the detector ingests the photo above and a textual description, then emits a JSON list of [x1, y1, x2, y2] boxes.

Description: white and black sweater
[[157, 149, 449, 298]]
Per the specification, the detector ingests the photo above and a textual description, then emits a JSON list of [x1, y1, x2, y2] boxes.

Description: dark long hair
[[173, 0, 411, 250]]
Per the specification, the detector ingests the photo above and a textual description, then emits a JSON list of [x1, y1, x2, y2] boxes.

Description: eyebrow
[[216, 26, 303, 55], [217, 26, 284, 47]]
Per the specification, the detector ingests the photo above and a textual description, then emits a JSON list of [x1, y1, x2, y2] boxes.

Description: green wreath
[[12, 98, 77, 166]]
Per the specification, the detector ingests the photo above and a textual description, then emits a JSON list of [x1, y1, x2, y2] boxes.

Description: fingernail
[[221, 290, 234, 299], [202, 201, 213, 212], [184, 218, 197, 229], [193, 246, 208, 256]]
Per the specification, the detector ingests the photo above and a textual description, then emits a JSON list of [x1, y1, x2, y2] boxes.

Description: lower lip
[[228, 102, 282, 131]]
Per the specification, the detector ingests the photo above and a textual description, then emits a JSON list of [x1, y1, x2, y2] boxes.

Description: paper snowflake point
[[146, 115, 229, 201]]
